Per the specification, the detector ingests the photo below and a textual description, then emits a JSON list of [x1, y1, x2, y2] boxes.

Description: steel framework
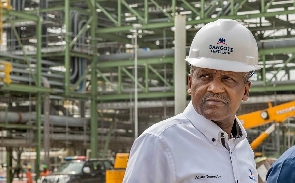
[[0, 0, 294, 178]]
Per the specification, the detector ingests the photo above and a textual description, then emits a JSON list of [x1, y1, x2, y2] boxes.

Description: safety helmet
[[43, 165, 47, 169], [185, 19, 260, 72], [27, 165, 31, 169]]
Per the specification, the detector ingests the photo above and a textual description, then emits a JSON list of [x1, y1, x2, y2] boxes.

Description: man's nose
[[207, 79, 225, 93]]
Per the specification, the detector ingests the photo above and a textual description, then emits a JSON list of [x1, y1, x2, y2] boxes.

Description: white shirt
[[123, 101, 258, 183]]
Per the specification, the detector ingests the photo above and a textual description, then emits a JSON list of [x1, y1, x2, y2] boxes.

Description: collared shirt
[[123, 101, 258, 183], [266, 145, 295, 183]]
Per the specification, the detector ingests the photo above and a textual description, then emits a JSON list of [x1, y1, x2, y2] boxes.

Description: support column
[[133, 28, 138, 139], [90, 0, 98, 158], [43, 85, 50, 168], [64, 0, 70, 95], [35, 16, 42, 181], [6, 148, 12, 183], [174, 15, 186, 115]]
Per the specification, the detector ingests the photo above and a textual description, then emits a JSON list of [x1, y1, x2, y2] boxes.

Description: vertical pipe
[[35, 15, 42, 181], [118, 66, 122, 93], [261, 0, 265, 13], [130, 93, 133, 134], [64, 0, 70, 95], [172, 0, 176, 16], [134, 30, 138, 138], [201, 0, 205, 18], [144, 0, 148, 24], [6, 148, 12, 183], [230, 0, 234, 15], [117, 0, 121, 26], [103, 122, 113, 158], [80, 101, 87, 147], [90, 0, 98, 158], [262, 54, 266, 86], [145, 64, 148, 92], [44, 91, 50, 168], [174, 15, 186, 115]]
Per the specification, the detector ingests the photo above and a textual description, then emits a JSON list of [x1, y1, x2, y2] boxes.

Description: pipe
[[12, 68, 64, 79], [0, 135, 133, 147], [42, 76, 50, 169], [0, 112, 88, 127], [0, 52, 58, 66], [70, 12, 87, 92], [96, 38, 295, 61]]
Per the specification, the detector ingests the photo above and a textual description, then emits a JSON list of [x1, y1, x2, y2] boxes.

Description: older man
[[123, 19, 260, 183]]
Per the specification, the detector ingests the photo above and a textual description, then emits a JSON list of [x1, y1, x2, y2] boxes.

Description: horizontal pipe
[[0, 112, 88, 127], [96, 38, 295, 61]]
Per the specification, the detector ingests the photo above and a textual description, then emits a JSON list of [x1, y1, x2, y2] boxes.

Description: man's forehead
[[194, 67, 245, 75]]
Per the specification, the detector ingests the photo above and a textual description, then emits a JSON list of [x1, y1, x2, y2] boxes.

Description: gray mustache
[[202, 93, 230, 104]]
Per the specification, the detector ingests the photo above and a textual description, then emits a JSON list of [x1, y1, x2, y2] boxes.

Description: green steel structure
[[0, 0, 294, 180]]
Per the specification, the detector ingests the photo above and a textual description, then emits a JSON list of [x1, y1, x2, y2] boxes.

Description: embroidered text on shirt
[[195, 174, 221, 179]]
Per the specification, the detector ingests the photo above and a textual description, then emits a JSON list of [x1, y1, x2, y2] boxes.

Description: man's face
[[188, 67, 251, 124]]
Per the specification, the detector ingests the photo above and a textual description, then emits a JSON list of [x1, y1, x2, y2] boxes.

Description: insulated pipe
[[96, 38, 295, 61], [64, 0, 71, 95], [10, 76, 64, 86], [0, 51, 58, 66], [69, 12, 80, 81], [97, 48, 175, 61], [0, 112, 88, 127], [70, 12, 87, 91], [8, 59, 68, 88], [0, 134, 133, 145], [12, 68, 64, 79], [76, 19, 87, 92], [257, 38, 295, 49]]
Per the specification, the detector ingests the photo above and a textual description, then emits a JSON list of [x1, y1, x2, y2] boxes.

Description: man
[[123, 19, 260, 183], [266, 145, 295, 183], [40, 165, 50, 177], [26, 165, 32, 183]]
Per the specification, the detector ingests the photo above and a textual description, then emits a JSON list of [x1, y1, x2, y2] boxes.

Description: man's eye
[[223, 76, 235, 82], [200, 74, 210, 78]]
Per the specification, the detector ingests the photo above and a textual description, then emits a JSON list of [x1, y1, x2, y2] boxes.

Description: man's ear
[[187, 75, 192, 95], [242, 93, 248, 101], [242, 82, 251, 101]]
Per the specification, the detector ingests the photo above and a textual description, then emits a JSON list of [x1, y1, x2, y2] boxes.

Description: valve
[[0, 61, 12, 84]]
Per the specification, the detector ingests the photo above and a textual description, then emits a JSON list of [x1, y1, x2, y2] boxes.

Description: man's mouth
[[205, 98, 226, 106]]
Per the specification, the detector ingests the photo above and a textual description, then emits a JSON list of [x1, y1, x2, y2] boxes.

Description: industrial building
[[0, 0, 294, 182]]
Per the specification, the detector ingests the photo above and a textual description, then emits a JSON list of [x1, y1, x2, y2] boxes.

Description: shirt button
[[212, 138, 216, 142]]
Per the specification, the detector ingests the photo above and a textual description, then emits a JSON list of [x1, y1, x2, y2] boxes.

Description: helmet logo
[[217, 38, 226, 45], [209, 38, 234, 55]]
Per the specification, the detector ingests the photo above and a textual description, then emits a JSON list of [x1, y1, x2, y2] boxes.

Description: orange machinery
[[106, 153, 129, 183], [238, 100, 295, 150]]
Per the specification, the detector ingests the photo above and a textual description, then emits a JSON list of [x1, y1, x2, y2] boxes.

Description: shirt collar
[[183, 101, 247, 145], [231, 119, 243, 139]]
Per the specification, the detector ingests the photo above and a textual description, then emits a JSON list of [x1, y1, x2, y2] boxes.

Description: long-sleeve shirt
[[266, 145, 295, 183], [123, 101, 258, 183]]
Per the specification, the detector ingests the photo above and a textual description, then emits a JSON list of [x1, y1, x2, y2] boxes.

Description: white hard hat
[[185, 19, 260, 72]]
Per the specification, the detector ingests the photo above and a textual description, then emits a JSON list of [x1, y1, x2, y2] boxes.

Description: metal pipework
[[0, 112, 88, 127]]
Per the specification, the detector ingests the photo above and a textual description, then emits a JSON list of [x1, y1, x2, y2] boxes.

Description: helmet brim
[[185, 57, 261, 72]]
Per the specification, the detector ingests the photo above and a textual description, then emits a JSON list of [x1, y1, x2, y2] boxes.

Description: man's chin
[[202, 111, 225, 121]]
